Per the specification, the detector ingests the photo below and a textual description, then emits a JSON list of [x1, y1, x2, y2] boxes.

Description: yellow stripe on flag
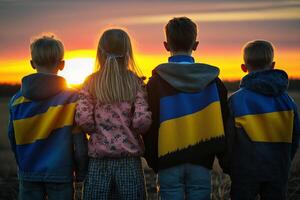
[[235, 110, 294, 143], [13, 103, 76, 145], [158, 101, 224, 157]]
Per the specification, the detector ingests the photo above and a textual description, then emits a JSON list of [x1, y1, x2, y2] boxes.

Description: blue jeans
[[19, 180, 73, 200], [158, 164, 211, 200]]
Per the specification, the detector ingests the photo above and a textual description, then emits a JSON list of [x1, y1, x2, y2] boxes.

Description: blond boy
[[8, 35, 88, 200], [228, 40, 300, 200]]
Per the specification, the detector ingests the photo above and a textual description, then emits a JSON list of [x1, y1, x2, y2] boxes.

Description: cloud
[[113, 3, 300, 25]]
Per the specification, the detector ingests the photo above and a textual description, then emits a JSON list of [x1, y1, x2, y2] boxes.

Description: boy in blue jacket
[[8, 34, 88, 200], [144, 17, 229, 200], [229, 40, 300, 200]]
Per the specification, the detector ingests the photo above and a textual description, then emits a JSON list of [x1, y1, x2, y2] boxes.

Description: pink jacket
[[75, 82, 152, 158]]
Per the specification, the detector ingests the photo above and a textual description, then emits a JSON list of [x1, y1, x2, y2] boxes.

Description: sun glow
[[59, 58, 95, 86], [58, 50, 96, 86], [0, 48, 300, 84]]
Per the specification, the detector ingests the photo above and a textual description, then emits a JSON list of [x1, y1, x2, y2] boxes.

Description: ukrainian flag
[[10, 90, 77, 172], [158, 83, 224, 157], [232, 90, 294, 143]]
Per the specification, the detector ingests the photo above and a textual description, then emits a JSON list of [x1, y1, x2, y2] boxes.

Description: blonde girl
[[75, 29, 151, 200]]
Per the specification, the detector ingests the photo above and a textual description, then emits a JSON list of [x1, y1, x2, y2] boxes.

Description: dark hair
[[243, 40, 274, 69], [165, 17, 197, 52]]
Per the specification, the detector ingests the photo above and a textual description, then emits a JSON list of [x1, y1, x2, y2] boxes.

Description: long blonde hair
[[89, 29, 142, 104]]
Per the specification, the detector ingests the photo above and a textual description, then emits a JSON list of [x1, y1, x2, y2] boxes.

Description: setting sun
[[58, 50, 96, 86], [59, 58, 95, 86]]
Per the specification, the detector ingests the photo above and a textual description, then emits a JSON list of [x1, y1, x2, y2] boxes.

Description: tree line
[[1, 80, 300, 97]]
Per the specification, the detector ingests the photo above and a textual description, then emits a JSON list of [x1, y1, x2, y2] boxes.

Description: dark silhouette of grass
[[0, 178, 18, 200]]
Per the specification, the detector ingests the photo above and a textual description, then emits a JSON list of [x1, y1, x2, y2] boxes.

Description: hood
[[240, 69, 288, 96], [155, 63, 220, 92], [21, 73, 67, 100]]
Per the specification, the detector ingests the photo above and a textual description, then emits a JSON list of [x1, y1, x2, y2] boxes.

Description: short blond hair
[[243, 40, 274, 69], [30, 34, 64, 68]]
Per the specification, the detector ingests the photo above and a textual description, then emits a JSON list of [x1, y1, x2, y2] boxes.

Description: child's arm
[[143, 77, 160, 173], [132, 85, 152, 134], [216, 78, 229, 123], [215, 78, 234, 173], [72, 127, 88, 182], [221, 98, 238, 174], [291, 103, 300, 160], [75, 86, 96, 133], [8, 101, 18, 165]]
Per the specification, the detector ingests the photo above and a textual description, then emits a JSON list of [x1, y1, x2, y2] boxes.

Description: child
[[228, 40, 300, 200], [144, 17, 229, 199], [75, 29, 152, 200], [8, 35, 88, 200]]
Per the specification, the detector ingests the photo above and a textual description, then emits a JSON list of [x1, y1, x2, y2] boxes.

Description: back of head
[[243, 40, 274, 71], [91, 29, 141, 103], [165, 17, 197, 52], [30, 34, 64, 69]]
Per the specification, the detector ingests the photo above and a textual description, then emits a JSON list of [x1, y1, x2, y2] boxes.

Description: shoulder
[[78, 72, 100, 94], [228, 88, 256, 113], [214, 77, 223, 84], [147, 72, 162, 87], [52, 87, 80, 103], [214, 78, 227, 90], [283, 92, 298, 110], [213, 78, 228, 98], [228, 88, 245, 101], [83, 72, 99, 86], [9, 90, 22, 107], [64, 87, 79, 95]]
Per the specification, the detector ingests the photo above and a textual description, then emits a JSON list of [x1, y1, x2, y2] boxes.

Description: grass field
[[1, 92, 300, 200], [0, 97, 18, 200], [0, 97, 17, 178]]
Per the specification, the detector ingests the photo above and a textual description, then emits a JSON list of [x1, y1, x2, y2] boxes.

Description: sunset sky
[[0, 0, 300, 84]]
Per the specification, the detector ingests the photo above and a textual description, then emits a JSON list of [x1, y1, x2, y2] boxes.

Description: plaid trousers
[[83, 157, 146, 200]]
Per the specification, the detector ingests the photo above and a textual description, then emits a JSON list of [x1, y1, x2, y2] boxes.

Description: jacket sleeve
[[222, 97, 238, 174], [75, 86, 96, 133], [8, 99, 18, 165], [143, 76, 160, 173], [72, 127, 89, 182], [216, 78, 229, 124], [132, 85, 152, 134], [291, 103, 300, 160], [215, 78, 235, 174]]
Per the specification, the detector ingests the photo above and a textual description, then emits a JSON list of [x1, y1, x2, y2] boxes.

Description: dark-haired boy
[[144, 17, 229, 199], [229, 40, 300, 200], [8, 35, 88, 200]]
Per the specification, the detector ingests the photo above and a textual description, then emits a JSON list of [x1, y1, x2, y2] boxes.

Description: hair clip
[[106, 53, 124, 59], [100, 48, 124, 59]]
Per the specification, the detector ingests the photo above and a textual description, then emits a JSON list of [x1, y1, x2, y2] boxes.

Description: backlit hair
[[30, 34, 64, 68], [89, 29, 142, 103], [243, 40, 274, 69], [165, 17, 197, 52]]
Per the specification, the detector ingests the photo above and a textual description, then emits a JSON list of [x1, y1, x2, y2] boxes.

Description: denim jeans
[[158, 164, 211, 200], [19, 180, 73, 200]]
